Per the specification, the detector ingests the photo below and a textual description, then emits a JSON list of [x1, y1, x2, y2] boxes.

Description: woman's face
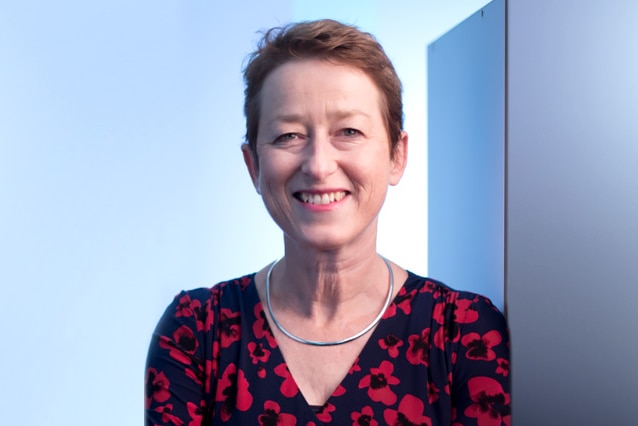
[[243, 59, 407, 252]]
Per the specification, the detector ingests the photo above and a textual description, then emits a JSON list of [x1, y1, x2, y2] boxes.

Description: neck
[[280, 239, 382, 303], [268, 247, 392, 326], [265, 255, 395, 347]]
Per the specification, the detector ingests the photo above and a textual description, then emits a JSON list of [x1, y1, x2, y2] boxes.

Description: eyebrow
[[329, 109, 371, 120], [269, 113, 304, 124], [269, 109, 371, 124]]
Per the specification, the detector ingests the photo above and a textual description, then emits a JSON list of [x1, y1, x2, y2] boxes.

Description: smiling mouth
[[294, 191, 347, 205]]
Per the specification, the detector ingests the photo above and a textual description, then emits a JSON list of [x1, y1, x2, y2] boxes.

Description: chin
[[284, 225, 374, 253], [287, 236, 347, 252]]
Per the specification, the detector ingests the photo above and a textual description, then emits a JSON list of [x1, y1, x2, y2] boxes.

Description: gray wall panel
[[507, 0, 638, 424]]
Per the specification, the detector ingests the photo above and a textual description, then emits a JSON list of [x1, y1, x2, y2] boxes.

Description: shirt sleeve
[[145, 289, 216, 426], [450, 294, 511, 426]]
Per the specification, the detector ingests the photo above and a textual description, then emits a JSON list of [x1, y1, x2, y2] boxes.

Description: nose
[[300, 134, 338, 180]]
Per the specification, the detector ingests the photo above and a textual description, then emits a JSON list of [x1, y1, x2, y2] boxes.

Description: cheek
[[256, 160, 290, 199], [259, 152, 298, 180], [257, 160, 279, 184]]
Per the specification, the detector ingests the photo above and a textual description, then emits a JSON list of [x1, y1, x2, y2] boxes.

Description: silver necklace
[[265, 256, 394, 347]]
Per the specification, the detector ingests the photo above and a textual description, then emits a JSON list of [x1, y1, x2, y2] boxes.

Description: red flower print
[[159, 325, 198, 365], [382, 303, 397, 319], [248, 342, 271, 364], [210, 286, 220, 306], [421, 280, 437, 294], [382, 288, 415, 319], [184, 357, 215, 396], [460, 298, 480, 322], [464, 376, 511, 426], [257, 365, 267, 379], [174, 293, 210, 332], [219, 308, 241, 348], [383, 394, 432, 426], [495, 358, 510, 377], [379, 334, 403, 358], [434, 298, 478, 325], [274, 363, 299, 398], [333, 384, 346, 397], [395, 288, 416, 315], [208, 341, 219, 387], [186, 400, 205, 426], [254, 304, 278, 348], [215, 364, 253, 421], [433, 298, 479, 348], [433, 327, 446, 351], [145, 368, 170, 408], [238, 275, 252, 290], [406, 328, 431, 366], [461, 331, 502, 361], [154, 403, 184, 426], [351, 405, 378, 426], [202, 291, 218, 331], [175, 294, 199, 318], [258, 400, 297, 426], [428, 381, 440, 404], [316, 403, 335, 423], [358, 360, 400, 405], [194, 302, 210, 332], [349, 358, 362, 375], [185, 361, 202, 385]]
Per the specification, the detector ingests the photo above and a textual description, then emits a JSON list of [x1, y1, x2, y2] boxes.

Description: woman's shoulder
[[176, 273, 257, 299], [404, 271, 505, 324], [161, 273, 258, 318], [151, 273, 260, 346]]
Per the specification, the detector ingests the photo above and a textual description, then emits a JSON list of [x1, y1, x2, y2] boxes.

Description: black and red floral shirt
[[145, 272, 510, 425]]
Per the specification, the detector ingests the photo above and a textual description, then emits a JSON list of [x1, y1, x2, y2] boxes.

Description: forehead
[[259, 59, 383, 119]]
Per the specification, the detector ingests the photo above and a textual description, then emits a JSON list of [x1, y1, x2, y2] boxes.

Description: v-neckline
[[248, 271, 415, 415]]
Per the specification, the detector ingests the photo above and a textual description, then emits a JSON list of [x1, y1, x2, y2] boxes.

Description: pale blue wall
[[0, 1, 490, 424], [0, 3, 293, 424]]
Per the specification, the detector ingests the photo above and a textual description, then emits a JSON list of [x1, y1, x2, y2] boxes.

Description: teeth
[[299, 191, 346, 205]]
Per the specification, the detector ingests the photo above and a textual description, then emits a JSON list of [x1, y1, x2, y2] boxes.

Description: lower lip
[[296, 195, 348, 212]]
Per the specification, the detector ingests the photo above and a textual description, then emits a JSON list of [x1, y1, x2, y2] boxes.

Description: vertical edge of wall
[[427, 0, 506, 311]]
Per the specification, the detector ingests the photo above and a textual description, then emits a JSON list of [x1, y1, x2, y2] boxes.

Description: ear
[[241, 144, 261, 194], [389, 131, 408, 186]]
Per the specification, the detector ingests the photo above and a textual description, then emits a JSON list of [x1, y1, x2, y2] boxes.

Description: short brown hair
[[242, 19, 404, 158]]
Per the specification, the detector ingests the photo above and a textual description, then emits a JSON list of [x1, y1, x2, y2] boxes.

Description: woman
[[146, 19, 510, 425]]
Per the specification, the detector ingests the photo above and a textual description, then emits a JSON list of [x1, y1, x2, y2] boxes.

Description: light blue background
[[0, 1, 490, 424], [428, 0, 505, 310]]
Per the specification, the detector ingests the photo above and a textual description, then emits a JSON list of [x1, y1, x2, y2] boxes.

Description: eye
[[273, 133, 298, 144], [341, 128, 361, 137]]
